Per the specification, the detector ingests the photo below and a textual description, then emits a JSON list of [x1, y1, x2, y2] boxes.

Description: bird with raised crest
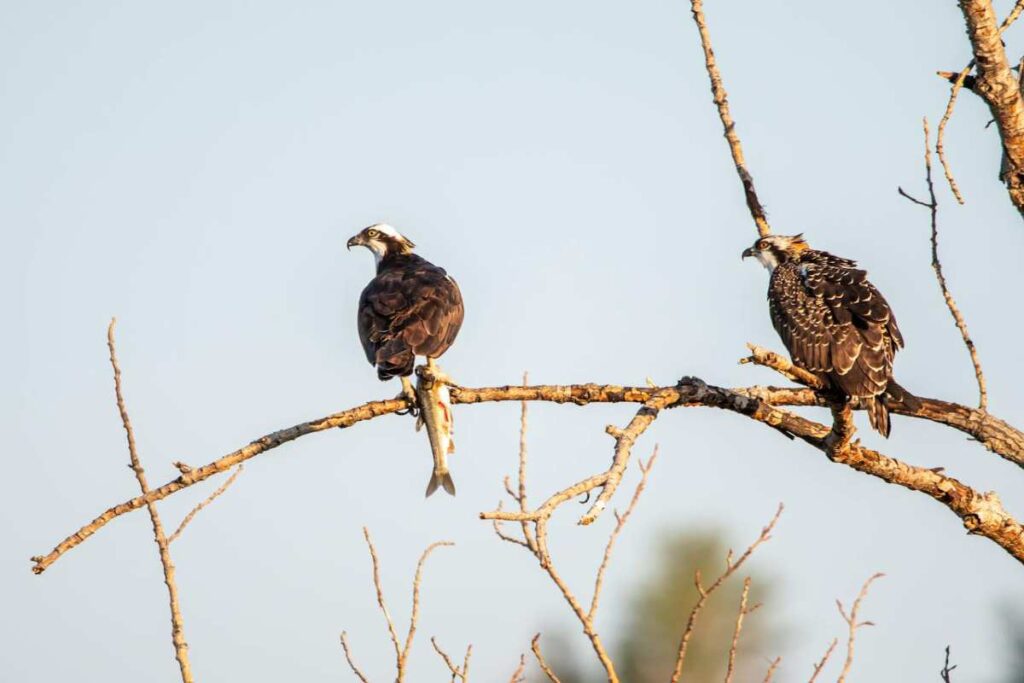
[[347, 223, 465, 495], [742, 234, 919, 437]]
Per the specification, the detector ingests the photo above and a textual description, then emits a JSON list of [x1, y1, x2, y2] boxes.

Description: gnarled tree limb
[[956, 0, 1024, 218], [31, 372, 1024, 574]]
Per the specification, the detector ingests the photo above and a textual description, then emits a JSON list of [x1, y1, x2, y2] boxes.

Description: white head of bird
[[347, 223, 416, 265], [741, 234, 809, 273]]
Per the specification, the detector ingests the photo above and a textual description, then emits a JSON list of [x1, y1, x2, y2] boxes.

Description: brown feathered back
[[357, 252, 464, 380], [767, 249, 904, 435]]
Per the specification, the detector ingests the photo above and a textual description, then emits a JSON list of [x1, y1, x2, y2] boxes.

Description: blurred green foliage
[[533, 528, 780, 682]]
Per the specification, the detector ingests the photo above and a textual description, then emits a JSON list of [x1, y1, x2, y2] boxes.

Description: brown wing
[[356, 255, 464, 380], [770, 254, 900, 400]]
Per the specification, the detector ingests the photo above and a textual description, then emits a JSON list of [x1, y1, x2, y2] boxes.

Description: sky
[[3, 1, 1024, 681]]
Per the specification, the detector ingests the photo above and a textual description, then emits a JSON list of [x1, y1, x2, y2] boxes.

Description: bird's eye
[[757, 240, 768, 250], [367, 229, 380, 238]]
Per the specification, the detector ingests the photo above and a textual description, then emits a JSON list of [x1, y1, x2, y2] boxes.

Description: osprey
[[348, 223, 465, 496], [742, 234, 917, 437]]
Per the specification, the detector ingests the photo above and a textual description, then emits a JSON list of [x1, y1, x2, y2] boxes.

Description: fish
[[416, 371, 456, 497]]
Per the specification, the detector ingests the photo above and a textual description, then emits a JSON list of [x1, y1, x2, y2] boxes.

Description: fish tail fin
[[865, 396, 891, 438], [425, 471, 456, 498]]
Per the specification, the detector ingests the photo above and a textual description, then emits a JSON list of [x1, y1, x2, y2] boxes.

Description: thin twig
[[363, 527, 402, 665], [168, 465, 244, 543], [670, 504, 783, 683], [107, 319, 193, 683], [836, 572, 884, 683], [432, 637, 471, 682], [724, 577, 756, 683], [762, 656, 782, 683], [531, 634, 563, 683], [340, 632, 370, 683], [359, 527, 452, 682], [940, 645, 957, 682], [589, 447, 658, 621], [689, 0, 771, 236], [517, 372, 537, 552], [403, 540, 455, 676], [508, 653, 527, 683], [902, 118, 988, 410], [807, 638, 837, 683]]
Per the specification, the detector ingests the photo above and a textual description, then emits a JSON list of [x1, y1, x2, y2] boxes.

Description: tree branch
[[32, 373, 1024, 575], [936, 0, 1024, 203], [955, 0, 1024, 218], [531, 634, 563, 683], [901, 118, 988, 410], [689, 0, 771, 236], [431, 637, 471, 682], [340, 631, 370, 683], [670, 504, 782, 683], [107, 319, 193, 683], [348, 532, 452, 679], [724, 576, 758, 683], [168, 465, 243, 544], [807, 638, 837, 683], [836, 572, 884, 683]]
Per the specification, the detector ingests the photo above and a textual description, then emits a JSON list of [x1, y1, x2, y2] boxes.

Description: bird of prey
[[742, 234, 918, 437], [347, 223, 465, 495]]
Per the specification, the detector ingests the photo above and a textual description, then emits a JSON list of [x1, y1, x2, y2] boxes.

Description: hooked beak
[[346, 235, 364, 251], [741, 247, 754, 260]]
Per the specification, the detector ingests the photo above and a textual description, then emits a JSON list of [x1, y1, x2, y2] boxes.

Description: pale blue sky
[[4, 1, 1024, 681]]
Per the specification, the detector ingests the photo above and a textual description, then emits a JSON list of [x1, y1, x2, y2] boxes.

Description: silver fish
[[416, 373, 456, 497]]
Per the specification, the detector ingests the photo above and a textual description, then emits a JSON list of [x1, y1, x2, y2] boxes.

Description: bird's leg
[[423, 357, 453, 386], [824, 399, 856, 459], [395, 375, 419, 417]]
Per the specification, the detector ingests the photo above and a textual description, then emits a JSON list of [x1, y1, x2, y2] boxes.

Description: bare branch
[[836, 572, 884, 683], [762, 656, 782, 683], [937, 63, 971, 204], [741, 343, 826, 390], [403, 540, 455, 673], [935, 0, 1024, 203], [31, 374, 1024, 574], [432, 637, 471, 682], [517, 372, 537, 552], [589, 447, 658, 621], [107, 319, 193, 683], [362, 527, 402, 665], [508, 654, 527, 683], [340, 632, 370, 683], [807, 638, 837, 683], [531, 634, 563, 683], [955, 0, 1024, 218], [358, 527, 453, 682], [689, 0, 770, 236], [940, 645, 958, 682], [724, 577, 755, 683], [670, 504, 783, 683], [168, 465, 244, 544], [902, 118, 988, 410]]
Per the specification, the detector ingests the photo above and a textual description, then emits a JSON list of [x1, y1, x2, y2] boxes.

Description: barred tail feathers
[[864, 396, 891, 438]]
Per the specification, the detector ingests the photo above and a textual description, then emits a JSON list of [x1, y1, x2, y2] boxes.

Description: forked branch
[[107, 319, 193, 683], [900, 118, 987, 410], [836, 572, 884, 683], [342, 528, 453, 682], [670, 504, 782, 683]]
